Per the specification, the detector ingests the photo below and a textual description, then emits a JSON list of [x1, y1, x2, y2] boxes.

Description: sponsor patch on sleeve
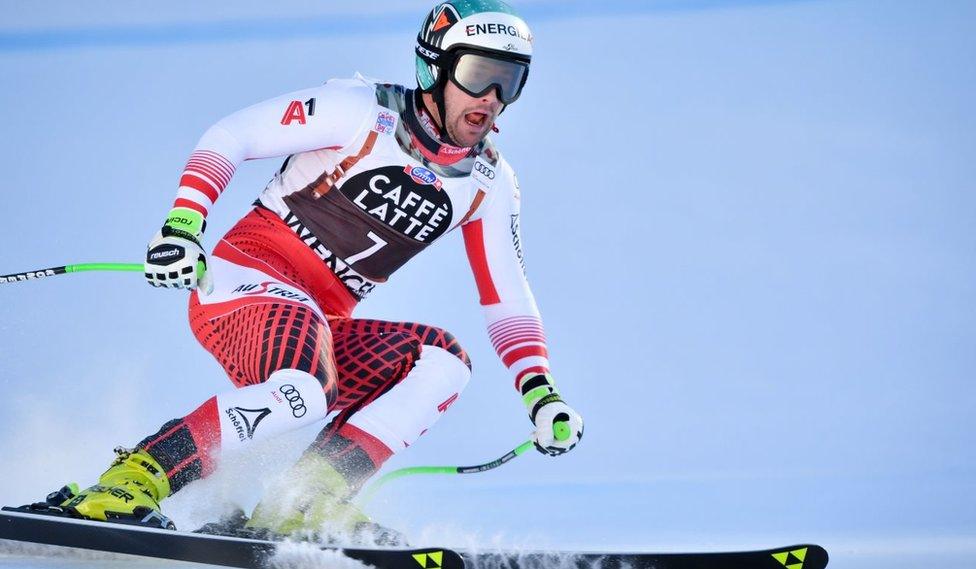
[[374, 110, 398, 135]]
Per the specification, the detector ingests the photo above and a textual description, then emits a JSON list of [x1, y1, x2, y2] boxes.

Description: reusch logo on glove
[[148, 245, 185, 265]]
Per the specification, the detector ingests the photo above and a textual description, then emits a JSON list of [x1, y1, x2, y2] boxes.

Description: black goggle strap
[[416, 36, 453, 140], [416, 36, 446, 69]]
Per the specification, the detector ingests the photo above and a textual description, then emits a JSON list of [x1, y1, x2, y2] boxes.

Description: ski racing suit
[[135, 75, 554, 495]]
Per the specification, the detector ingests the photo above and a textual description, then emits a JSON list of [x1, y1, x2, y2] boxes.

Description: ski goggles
[[446, 50, 530, 105]]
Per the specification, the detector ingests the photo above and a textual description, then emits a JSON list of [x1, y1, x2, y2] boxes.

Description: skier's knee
[[266, 368, 332, 424], [420, 345, 472, 394], [417, 326, 471, 371]]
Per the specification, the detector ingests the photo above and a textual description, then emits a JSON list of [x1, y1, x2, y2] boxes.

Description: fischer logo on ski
[[772, 547, 810, 569], [413, 550, 444, 568]]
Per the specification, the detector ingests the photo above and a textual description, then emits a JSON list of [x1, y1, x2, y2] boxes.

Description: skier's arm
[[171, 80, 374, 218], [145, 79, 375, 290], [461, 160, 583, 455]]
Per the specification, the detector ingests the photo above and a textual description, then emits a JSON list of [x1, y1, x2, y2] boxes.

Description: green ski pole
[[360, 421, 571, 504], [360, 439, 534, 504], [0, 263, 143, 284]]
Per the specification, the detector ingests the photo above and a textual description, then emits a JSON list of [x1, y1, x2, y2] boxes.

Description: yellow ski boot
[[60, 447, 174, 529], [245, 453, 403, 544]]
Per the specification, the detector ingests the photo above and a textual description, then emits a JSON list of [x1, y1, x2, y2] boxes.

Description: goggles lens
[[451, 52, 529, 104]]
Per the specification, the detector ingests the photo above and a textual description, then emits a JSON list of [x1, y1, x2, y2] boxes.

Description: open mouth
[[464, 111, 488, 128]]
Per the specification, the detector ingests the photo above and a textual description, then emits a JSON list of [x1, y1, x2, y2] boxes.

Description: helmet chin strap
[[429, 77, 460, 147], [407, 89, 472, 166]]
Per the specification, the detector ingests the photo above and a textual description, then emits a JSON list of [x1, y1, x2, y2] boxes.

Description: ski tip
[[769, 544, 829, 569]]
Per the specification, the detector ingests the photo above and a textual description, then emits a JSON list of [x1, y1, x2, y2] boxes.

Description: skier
[[56, 0, 583, 537]]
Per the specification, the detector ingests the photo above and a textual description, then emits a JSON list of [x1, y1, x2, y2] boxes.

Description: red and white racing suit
[[137, 75, 551, 494]]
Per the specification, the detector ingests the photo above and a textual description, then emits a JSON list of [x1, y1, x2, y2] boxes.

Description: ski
[[0, 507, 828, 569], [0, 508, 463, 569], [461, 544, 828, 569]]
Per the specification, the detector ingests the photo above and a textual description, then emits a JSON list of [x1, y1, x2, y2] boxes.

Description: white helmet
[[415, 1, 533, 110]]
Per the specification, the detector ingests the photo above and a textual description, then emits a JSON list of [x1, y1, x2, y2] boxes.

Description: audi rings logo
[[474, 162, 495, 180], [279, 384, 307, 418]]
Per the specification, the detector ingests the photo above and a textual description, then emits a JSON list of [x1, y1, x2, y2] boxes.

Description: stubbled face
[[439, 81, 504, 147]]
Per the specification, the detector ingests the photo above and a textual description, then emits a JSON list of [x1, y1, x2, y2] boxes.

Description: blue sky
[[0, 1, 974, 568]]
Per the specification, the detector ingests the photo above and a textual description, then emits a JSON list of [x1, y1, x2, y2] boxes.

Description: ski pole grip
[[553, 420, 571, 442]]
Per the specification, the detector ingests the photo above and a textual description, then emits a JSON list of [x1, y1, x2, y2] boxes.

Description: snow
[[0, 541, 218, 569]]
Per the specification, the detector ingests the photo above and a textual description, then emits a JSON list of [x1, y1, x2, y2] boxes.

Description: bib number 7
[[345, 231, 388, 265]]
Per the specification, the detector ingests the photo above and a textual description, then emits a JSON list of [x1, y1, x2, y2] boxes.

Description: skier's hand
[[532, 396, 583, 456], [144, 207, 212, 293], [520, 372, 584, 456]]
